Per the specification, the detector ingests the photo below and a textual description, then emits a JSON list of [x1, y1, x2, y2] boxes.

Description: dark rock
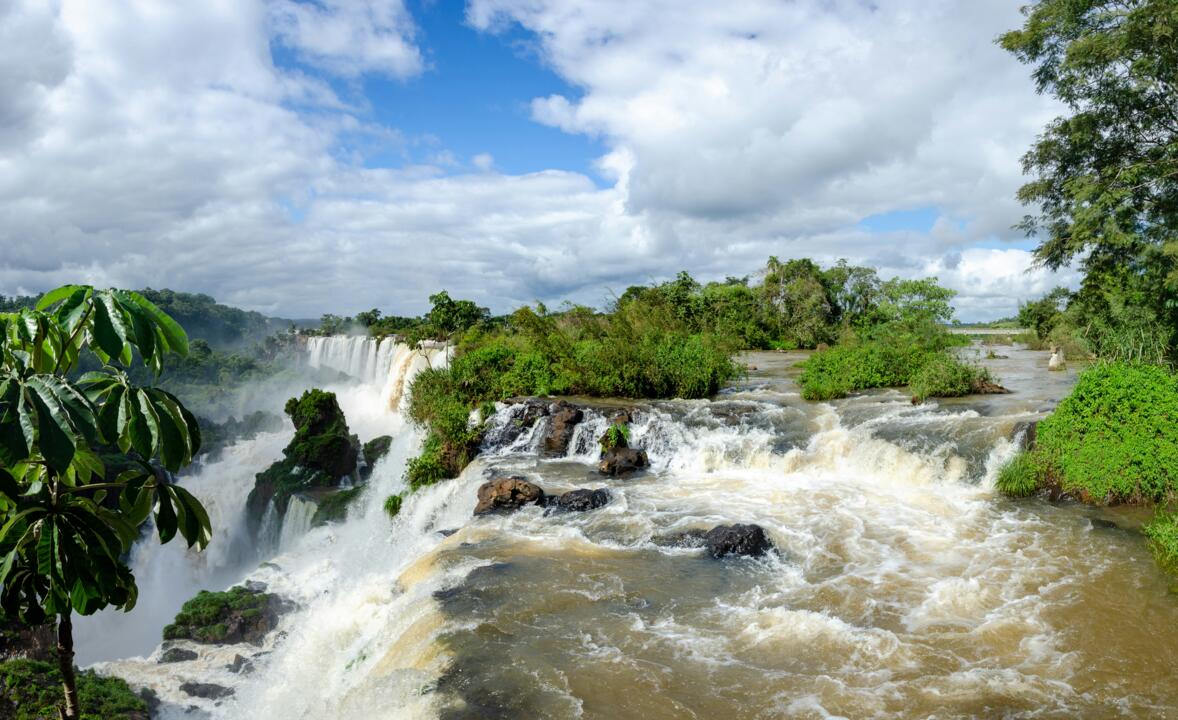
[[489, 399, 549, 448], [609, 409, 634, 426], [598, 447, 649, 476], [547, 488, 611, 514], [437, 528, 459, 537], [226, 654, 254, 674], [138, 688, 160, 715], [0, 618, 56, 662], [1090, 518, 1119, 530], [972, 379, 1012, 395], [159, 647, 198, 663], [473, 477, 545, 515], [243, 580, 268, 593], [543, 401, 584, 455], [703, 524, 772, 559], [180, 682, 233, 700], [1012, 420, 1038, 451]]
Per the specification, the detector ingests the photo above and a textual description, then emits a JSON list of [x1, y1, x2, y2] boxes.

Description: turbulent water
[[90, 340, 1178, 719]]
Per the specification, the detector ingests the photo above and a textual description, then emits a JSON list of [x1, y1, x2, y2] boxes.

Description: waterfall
[[279, 495, 317, 552], [306, 335, 449, 410]]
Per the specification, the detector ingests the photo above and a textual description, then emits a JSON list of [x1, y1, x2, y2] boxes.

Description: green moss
[[163, 587, 269, 643], [310, 487, 363, 526], [283, 389, 357, 477], [1144, 513, 1178, 575], [0, 659, 147, 720], [383, 494, 403, 519], [799, 343, 931, 401], [362, 435, 393, 465], [995, 452, 1043, 497]]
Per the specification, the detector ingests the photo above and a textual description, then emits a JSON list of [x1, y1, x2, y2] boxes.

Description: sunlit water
[[92, 341, 1178, 719]]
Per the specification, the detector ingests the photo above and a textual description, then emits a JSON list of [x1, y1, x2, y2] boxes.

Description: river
[[93, 339, 1178, 719]]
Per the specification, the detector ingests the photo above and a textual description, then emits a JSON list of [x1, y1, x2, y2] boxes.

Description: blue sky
[[275, 0, 606, 178]]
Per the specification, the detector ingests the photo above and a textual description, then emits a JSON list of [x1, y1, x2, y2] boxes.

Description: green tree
[[426, 291, 490, 336], [1018, 286, 1071, 341], [760, 257, 835, 347], [1001, 0, 1178, 357], [0, 286, 211, 720]]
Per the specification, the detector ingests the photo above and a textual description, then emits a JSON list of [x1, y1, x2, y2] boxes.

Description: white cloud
[[0, 0, 1073, 322], [268, 0, 423, 79]]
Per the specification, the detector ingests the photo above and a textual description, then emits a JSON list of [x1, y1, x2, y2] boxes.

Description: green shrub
[[1144, 513, 1178, 575], [909, 354, 992, 402], [1034, 363, 1178, 503], [995, 452, 1042, 497], [383, 494, 403, 519], [798, 342, 928, 400], [599, 423, 630, 451], [404, 433, 450, 490], [0, 660, 147, 720], [162, 587, 269, 643]]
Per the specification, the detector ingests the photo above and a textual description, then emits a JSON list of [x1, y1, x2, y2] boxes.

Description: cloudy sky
[[0, 0, 1076, 321]]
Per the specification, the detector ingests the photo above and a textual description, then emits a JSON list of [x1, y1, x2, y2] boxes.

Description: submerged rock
[[598, 447, 649, 476], [180, 682, 233, 700], [703, 524, 773, 559], [654, 529, 708, 549], [971, 379, 1012, 395], [473, 477, 545, 515], [547, 488, 611, 514]]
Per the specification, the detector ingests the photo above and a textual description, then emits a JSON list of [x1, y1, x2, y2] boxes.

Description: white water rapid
[[92, 345, 1178, 718]]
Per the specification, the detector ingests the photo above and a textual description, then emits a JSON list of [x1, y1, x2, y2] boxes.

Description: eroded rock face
[[703, 524, 772, 559], [547, 488, 611, 513], [0, 618, 55, 662], [598, 447, 649, 476], [544, 401, 584, 455], [473, 477, 545, 516]]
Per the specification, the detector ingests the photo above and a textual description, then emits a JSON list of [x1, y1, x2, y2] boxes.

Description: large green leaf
[[34, 285, 86, 311], [24, 381, 76, 472], [91, 295, 127, 364], [155, 488, 177, 544], [119, 290, 189, 357]]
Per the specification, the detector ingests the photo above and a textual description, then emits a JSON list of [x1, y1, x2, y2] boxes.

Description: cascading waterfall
[[277, 496, 318, 552], [93, 347, 1178, 718]]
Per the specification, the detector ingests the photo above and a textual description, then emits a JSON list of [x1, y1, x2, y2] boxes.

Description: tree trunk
[[56, 613, 80, 720]]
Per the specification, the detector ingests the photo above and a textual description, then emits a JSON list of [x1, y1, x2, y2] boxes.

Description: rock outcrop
[[473, 477, 546, 515], [543, 401, 584, 455], [703, 524, 773, 559], [599, 447, 649, 476], [163, 586, 287, 646], [180, 682, 233, 700], [0, 618, 55, 663]]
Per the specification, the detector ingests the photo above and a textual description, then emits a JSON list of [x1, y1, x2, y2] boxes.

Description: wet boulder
[[703, 524, 772, 559], [1012, 420, 1038, 451], [180, 682, 233, 700], [473, 476, 546, 515], [547, 488, 611, 514], [598, 447, 649, 476], [158, 646, 198, 663], [543, 401, 584, 455], [359, 435, 394, 479]]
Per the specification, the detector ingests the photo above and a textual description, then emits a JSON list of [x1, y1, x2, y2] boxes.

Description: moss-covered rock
[[0, 659, 148, 720], [310, 486, 363, 526], [246, 389, 360, 533], [361, 435, 393, 477], [162, 586, 282, 645]]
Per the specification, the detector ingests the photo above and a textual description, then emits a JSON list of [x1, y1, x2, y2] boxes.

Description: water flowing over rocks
[[543, 400, 584, 454]]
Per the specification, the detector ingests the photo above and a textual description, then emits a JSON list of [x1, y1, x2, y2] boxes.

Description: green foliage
[[162, 586, 268, 643], [0, 286, 210, 635], [1144, 513, 1178, 575], [137, 288, 277, 349], [383, 494, 403, 519], [283, 389, 356, 478], [0, 659, 147, 719], [798, 343, 929, 401], [1033, 363, 1178, 503], [1018, 287, 1071, 342], [599, 423, 630, 452], [909, 354, 993, 403], [995, 452, 1043, 498], [1001, 0, 1178, 362]]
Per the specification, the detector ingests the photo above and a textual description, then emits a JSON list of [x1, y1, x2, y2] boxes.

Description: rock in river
[[703, 524, 772, 559], [474, 477, 546, 515], [547, 488, 612, 513]]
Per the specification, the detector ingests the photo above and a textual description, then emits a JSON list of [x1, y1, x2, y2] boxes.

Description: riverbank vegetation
[[994, 0, 1178, 574]]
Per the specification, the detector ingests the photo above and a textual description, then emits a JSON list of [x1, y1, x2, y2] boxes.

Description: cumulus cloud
[[0, 0, 1073, 321]]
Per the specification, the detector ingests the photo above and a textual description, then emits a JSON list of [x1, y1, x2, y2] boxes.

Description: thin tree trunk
[[56, 613, 80, 720]]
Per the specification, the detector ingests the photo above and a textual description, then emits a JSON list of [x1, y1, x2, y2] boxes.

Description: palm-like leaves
[[0, 286, 210, 626]]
